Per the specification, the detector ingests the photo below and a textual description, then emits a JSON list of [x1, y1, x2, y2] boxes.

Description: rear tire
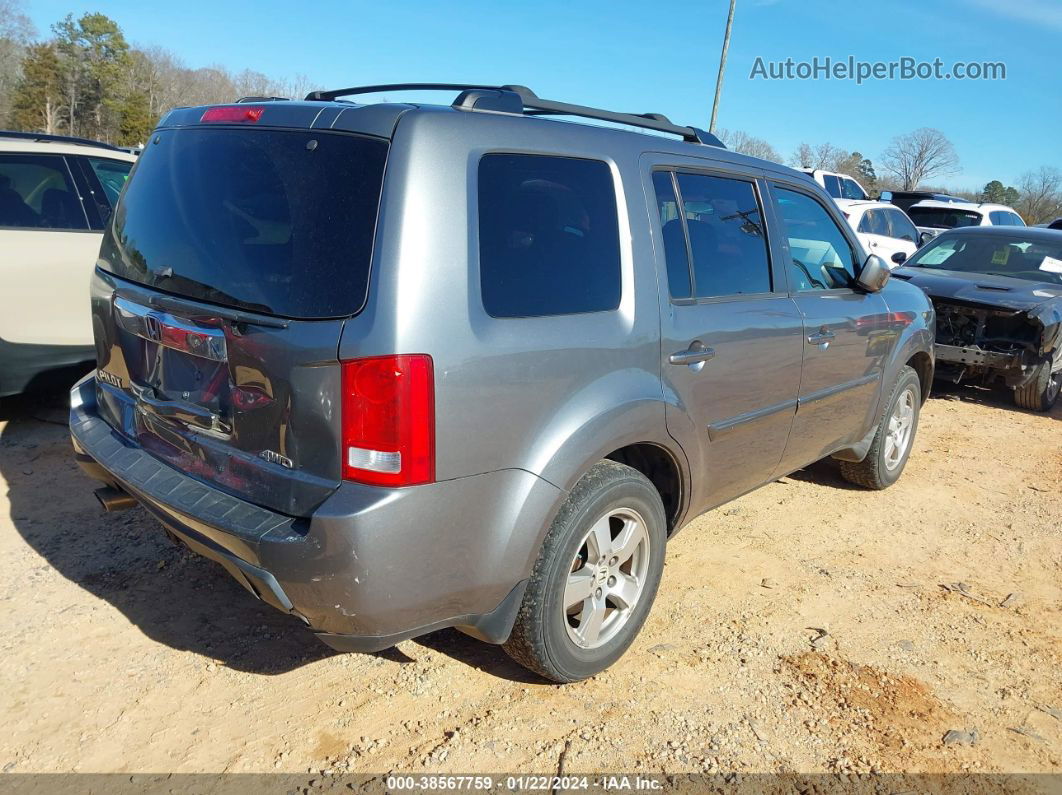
[[503, 460, 666, 683], [839, 365, 921, 490], [1013, 361, 1061, 412]]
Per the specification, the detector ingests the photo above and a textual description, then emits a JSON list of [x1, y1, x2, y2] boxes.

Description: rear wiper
[[148, 294, 290, 329]]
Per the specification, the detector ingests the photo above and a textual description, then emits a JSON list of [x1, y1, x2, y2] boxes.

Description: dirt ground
[[0, 374, 1059, 785]]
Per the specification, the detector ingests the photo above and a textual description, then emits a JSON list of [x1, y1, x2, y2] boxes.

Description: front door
[[647, 165, 803, 512], [766, 184, 892, 473]]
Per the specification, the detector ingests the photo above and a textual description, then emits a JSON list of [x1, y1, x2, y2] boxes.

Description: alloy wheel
[[562, 508, 651, 650]]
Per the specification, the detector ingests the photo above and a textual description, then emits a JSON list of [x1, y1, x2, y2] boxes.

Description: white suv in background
[[907, 199, 1025, 241], [836, 200, 921, 268], [0, 132, 136, 397], [799, 168, 870, 201]]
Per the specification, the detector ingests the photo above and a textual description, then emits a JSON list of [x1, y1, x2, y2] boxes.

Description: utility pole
[[709, 0, 737, 134]]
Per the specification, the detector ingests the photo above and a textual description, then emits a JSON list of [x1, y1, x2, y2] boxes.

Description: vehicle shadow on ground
[[413, 629, 547, 685], [930, 380, 1062, 421], [1, 381, 340, 675], [784, 458, 864, 491], [786, 379, 1061, 491]]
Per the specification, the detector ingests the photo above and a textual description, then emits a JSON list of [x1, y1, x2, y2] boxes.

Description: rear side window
[[821, 174, 842, 198], [858, 209, 888, 236], [87, 157, 132, 210], [662, 172, 771, 298], [990, 210, 1025, 227], [886, 208, 918, 242], [478, 154, 621, 318], [0, 154, 87, 230], [100, 128, 388, 318]]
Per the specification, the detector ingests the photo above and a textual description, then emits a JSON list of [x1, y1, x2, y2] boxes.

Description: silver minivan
[[71, 84, 934, 682]]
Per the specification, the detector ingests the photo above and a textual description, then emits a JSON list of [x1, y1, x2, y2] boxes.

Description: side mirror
[[919, 231, 935, 246], [857, 254, 891, 292], [891, 251, 907, 265]]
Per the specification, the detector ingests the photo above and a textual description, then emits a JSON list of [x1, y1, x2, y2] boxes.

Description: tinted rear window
[[100, 128, 387, 318], [908, 206, 982, 229], [478, 153, 621, 318]]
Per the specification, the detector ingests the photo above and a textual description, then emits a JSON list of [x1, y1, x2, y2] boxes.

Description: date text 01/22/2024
[[385, 775, 664, 791]]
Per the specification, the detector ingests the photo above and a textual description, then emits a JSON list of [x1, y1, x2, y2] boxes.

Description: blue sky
[[24, 0, 1061, 189]]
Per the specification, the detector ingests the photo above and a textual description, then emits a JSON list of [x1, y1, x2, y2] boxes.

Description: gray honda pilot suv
[[70, 83, 934, 682]]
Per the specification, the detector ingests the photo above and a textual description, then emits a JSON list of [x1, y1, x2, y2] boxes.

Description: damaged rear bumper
[[69, 374, 559, 652]]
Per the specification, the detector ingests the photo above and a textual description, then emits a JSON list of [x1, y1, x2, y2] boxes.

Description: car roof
[[910, 200, 1022, 214], [888, 191, 965, 201], [800, 167, 863, 181], [160, 97, 812, 183], [936, 226, 1062, 241], [834, 199, 893, 212], [0, 133, 137, 161], [910, 199, 985, 211]]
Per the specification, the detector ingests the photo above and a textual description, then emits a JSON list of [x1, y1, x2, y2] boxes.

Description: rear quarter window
[[478, 154, 621, 318]]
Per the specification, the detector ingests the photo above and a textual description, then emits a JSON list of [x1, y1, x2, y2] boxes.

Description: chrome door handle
[[807, 330, 836, 345], [669, 347, 716, 366]]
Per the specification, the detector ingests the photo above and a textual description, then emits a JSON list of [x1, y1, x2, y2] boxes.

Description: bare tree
[[1015, 166, 1062, 224], [283, 73, 319, 100], [717, 128, 780, 163], [880, 128, 959, 190], [788, 141, 847, 171]]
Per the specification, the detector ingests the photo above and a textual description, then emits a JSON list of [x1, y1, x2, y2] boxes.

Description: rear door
[[765, 182, 892, 473], [0, 151, 98, 346], [646, 159, 803, 510], [92, 124, 389, 516]]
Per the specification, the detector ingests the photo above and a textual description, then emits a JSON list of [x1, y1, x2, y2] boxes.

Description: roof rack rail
[[0, 129, 124, 152], [303, 83, 725, 147]]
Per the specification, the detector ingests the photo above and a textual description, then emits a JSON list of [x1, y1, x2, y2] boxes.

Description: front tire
[[839, 365, 921, 490], [503, 460, 667, 683], [1013, 360, 1061, 412]]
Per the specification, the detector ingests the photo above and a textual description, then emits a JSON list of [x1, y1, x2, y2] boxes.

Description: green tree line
[[0, 2, 312, 146]]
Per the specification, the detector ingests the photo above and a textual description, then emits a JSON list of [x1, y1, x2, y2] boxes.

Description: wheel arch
[[529, 386, 691, 542]]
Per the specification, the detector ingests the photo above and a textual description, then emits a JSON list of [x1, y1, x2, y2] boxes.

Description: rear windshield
[[100, 127, 388, 318], [908, 206, 982, 229]]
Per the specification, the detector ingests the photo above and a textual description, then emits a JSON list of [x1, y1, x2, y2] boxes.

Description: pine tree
[[10, 43, 63, 133], [51, 12, 131, 140]]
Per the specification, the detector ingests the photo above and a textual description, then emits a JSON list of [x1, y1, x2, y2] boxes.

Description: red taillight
[[200, 105, 264, 123], [341, 355, 434, 487]]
